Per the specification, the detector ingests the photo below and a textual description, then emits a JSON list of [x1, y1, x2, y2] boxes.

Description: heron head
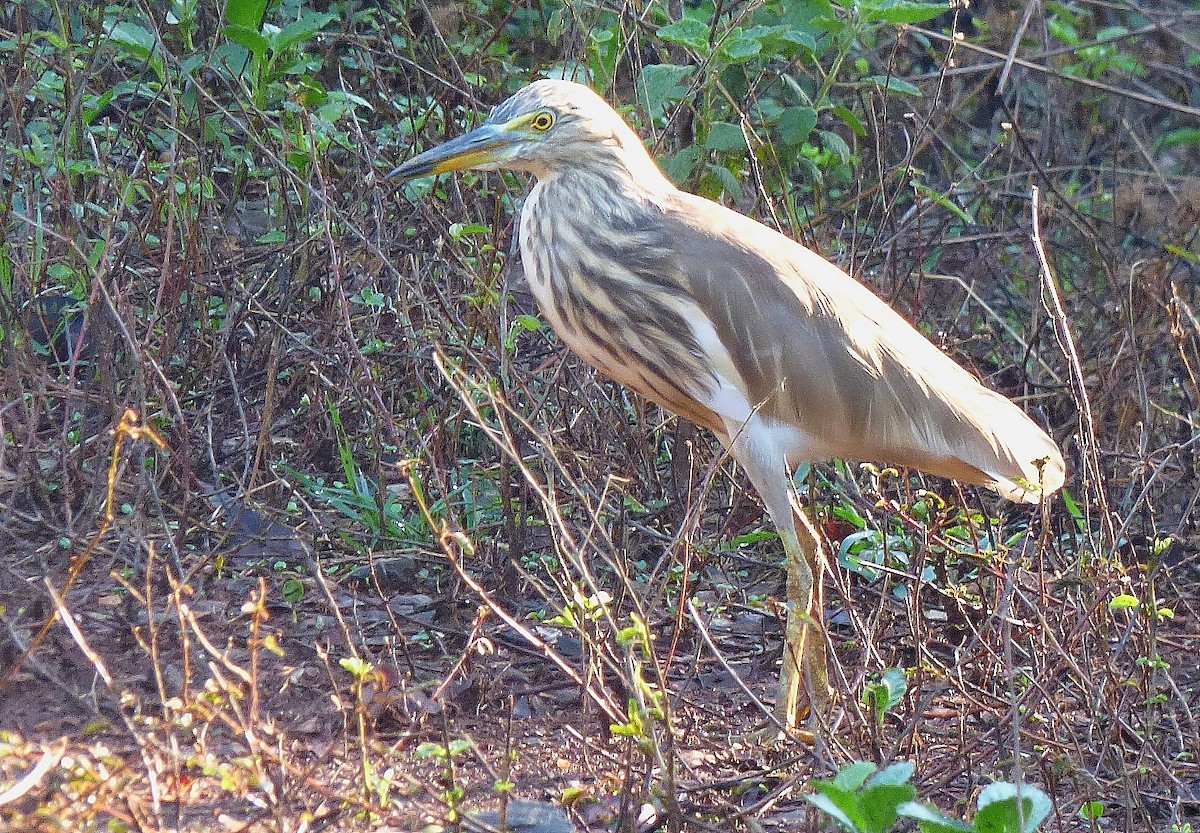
[[390, 79, 651, 181]]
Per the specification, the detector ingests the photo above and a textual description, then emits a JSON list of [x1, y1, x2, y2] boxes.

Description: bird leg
[[775, 502, 831, 731]]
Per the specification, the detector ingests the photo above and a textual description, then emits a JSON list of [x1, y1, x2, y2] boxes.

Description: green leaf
[[833, 105, 866, 137], [704, 164, 743, 201], [223, 21, 268, 62], [898, 801, 974, 833], [659, 145, 700, 185], [863, 0, 953, 25], [106, 21, 166, 81], [656, 16, 710, 51], [859, 784, 917, 833], [819, 129, 852, 165], [224, 0, 268, 30], [778, 0, 835, 38], [706, 121, 746, 151], [721, 34, 762, 61], [270, 11, 337, 55], [913, 181, 975, 225], [106, 21, 156, 61], [339, 656, 373, 678], [975, 783, 1052, 833], [780, 28, 818, 52], [1109, 593, 1139, 610], [779, 105, 817, 145], [1156, 127, 1200, 149], [833, 761, 878, 791], [636, 64, 692, 119], [863, 671, 907, 723], [806, 791, 860, 831], [864, 75, 923, 97]]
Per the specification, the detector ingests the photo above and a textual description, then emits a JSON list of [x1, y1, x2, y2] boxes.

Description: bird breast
[[517, 175, 726, 432]]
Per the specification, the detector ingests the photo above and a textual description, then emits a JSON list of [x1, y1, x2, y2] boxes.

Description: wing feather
[[666, 192, 1065, 501]]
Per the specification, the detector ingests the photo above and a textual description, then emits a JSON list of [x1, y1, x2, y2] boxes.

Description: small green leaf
[[449, 222, 490, 239], [339, 656, 374, 679], [1078, 801, 1104, 821], [1109, 594, 1139, 610], [863, 670, 908, 723], [819, 129, 852, 165], [833, 105, 866, 137], [864, 75, 923, 97]]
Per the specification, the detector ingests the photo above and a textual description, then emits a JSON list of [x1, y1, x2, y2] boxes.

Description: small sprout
[[1109, 594, 1139, 610], [340, 656, 375, 680]]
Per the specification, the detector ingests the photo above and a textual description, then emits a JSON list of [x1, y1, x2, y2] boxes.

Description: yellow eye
[[530, 112, 554, 131]]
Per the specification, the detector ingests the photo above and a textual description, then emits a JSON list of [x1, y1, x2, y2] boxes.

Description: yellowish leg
[[775, 506, 831, 731]]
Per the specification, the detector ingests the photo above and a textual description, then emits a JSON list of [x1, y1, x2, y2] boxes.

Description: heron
[[391, 79, 1065, 732]]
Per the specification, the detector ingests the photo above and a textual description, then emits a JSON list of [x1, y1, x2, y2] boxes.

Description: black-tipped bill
[[389, 123, 512, 181]]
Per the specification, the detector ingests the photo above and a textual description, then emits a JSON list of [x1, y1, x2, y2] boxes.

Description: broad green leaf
[[779, 0, 836, 37], [106, 21, 166, 82], [819, 129, 852, 165], [706, 121, 746, 151], [659, 145, 700, 185], [862, 0, 950, 25], [636, 64, 692, 119], [806, 791, 859, 831], [898, 801, 973, 833], [271, 11, 337, 55], [106, 21, 156, 60], [224, 0, 268, 30], [223, 21, 268, 62], [779, 105, 817, 145], [859, 784, 917, 833], [657, 17, 710, 51], [705, 164, 743, 201], [721, 34, 762, 61], [975, 783, 1052, 833], [780, 28, 818, 52], [833, 761, 878, 791]]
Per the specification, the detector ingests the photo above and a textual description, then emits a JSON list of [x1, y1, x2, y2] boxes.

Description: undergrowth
[[1, 0, 1197, 830]]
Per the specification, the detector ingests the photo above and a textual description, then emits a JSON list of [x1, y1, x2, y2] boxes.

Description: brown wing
[[666, 191, 1065, 501]]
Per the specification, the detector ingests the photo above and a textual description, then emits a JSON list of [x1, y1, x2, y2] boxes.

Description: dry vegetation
[[1, 0, 1198, 831]]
